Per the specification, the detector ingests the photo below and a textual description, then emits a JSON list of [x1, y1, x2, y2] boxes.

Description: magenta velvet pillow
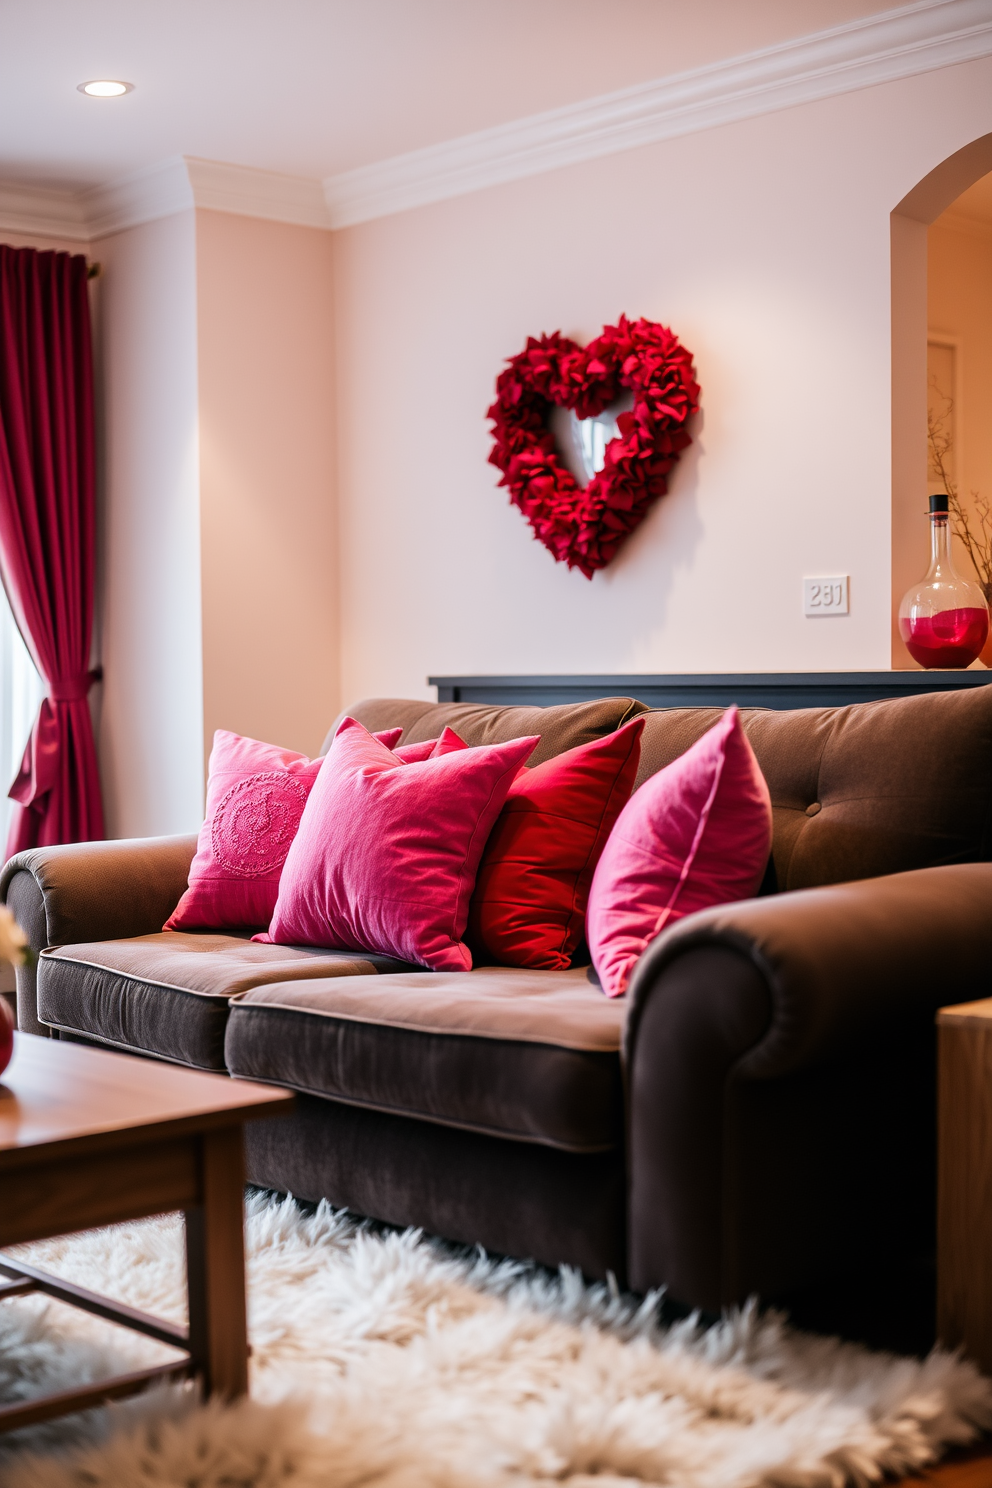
[[393, 727, 467, 763], [375, 727, 404, 751], [259, 718, 537, 970], [166, 730, 325, 932], [586, 706, 772, 998], [166, 727, 467, 933]]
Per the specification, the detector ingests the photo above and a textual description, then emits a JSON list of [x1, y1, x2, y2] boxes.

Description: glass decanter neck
[[928, 509, 954, 577]]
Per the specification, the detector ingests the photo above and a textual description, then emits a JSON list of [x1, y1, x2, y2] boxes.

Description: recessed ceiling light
[[77, 80, 133, 98]]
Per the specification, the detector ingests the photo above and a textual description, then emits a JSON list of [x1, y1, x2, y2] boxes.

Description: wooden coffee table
[[0, 1032, 293, 1433]]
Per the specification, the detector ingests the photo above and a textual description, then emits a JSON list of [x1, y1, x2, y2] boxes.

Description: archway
[[891, 133, 992, 667]]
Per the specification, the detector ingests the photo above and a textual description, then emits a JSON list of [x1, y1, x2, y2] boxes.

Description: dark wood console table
[[429, 672, 992, 710]]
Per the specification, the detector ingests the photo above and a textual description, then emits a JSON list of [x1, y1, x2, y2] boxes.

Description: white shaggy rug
[[0, 1192, 989, 1488]]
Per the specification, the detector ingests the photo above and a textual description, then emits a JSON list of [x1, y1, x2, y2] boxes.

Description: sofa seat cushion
[[225, 966, 626, 1153], [37, 933, 419, 1071]]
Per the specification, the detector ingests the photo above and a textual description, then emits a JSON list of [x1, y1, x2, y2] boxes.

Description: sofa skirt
[[245, 1091, 628, 1283]]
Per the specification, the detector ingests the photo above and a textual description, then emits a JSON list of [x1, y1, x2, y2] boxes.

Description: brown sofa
[[4, 687, 992, 1316]]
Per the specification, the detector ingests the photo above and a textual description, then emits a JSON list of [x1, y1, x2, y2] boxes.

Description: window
[[0, 585, 44, 850]]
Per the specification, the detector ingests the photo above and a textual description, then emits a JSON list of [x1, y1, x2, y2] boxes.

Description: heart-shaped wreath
[[487, 316, 700, 578]]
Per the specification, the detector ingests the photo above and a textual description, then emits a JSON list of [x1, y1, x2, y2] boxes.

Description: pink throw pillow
[[375, 728, 404, 751], [166, 727, 466, 933], [393, 727, 468, 763], [260, 718, 537, 970], [586, 707, 772, 998], [165, 731, 325, 931]]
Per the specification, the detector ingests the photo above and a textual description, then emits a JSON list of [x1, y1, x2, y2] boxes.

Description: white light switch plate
[[803, 576, 849, 616]]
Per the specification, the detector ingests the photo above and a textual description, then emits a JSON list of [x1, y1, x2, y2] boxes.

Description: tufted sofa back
[[337, 686, 992, 894], [636, 686, 992, 891]]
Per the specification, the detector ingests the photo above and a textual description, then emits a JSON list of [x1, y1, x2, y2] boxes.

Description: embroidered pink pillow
[[586, 707, 772, 998], [165, 731, 325, 932], [259, 718, 537, 970], [166, 726, 463, 933]]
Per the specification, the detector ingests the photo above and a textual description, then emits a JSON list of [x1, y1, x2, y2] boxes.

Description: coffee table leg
[[184, 1125, 249, 1399]]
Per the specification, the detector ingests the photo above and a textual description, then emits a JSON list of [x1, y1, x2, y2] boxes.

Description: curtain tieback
[[49, 667, 103, 703]]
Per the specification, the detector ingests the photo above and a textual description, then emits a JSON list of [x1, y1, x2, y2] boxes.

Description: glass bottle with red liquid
[[899, 494, 990, 668]]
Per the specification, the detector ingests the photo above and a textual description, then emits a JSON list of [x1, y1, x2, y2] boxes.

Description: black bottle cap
[[929, 493, 949, 513]]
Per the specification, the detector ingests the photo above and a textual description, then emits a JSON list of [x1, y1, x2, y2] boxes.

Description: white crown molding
[[184, 158, 331, 229], [0, 156, 333, 243], [83, 156, 195, 238], [0, 158, 195, 243], [0, 181, 90, 242], [83, 156, 332, 238], [323, 0, 992, 228]]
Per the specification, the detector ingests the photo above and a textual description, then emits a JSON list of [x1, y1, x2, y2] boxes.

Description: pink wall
[[332, 56, 992, 702], [195, 210, 338, 761]]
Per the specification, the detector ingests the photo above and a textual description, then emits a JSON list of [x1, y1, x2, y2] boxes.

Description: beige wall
[[332, 57, 992, 700], [195, 210, 338, 762]]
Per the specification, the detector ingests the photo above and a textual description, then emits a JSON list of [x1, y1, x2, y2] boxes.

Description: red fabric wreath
[[487, 316, 700, 578]]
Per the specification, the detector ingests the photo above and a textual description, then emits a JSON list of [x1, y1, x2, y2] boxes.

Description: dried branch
[[926, 387, 992, 603]]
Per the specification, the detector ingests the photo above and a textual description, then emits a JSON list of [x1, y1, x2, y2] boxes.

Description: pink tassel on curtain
[[0, 246, 104, 858]]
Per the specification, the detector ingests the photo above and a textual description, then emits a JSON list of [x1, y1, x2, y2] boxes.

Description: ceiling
[[0, 0, 900, 192]]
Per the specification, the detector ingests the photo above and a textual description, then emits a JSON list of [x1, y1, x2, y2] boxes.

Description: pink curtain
[[0, 245, 103, 858]]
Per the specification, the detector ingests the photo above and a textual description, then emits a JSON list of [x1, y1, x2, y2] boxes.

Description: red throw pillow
[[466, 718, 644, 970], [258, 718, 537, 970], [586, 707, 771, 998], [166, 727, 462, 933]]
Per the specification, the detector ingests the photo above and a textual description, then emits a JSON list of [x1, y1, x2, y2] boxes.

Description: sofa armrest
[[0, 835, 197, 1034], [623, 862, 992, 1310]]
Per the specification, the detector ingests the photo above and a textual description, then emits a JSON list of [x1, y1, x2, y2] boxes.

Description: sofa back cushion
[[327, 696, 648, 768], [333, 685, 992, 894], [635, 686, 992, 891]]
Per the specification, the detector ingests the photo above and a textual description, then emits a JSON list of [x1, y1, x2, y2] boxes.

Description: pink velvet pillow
[[393, 727, 467, 763], [165, 731, 325, 932], [166, 726, 463, 933], [374, 727, 404, 751], [260, 718, 537, 970], [586, 707, 772, 998]]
